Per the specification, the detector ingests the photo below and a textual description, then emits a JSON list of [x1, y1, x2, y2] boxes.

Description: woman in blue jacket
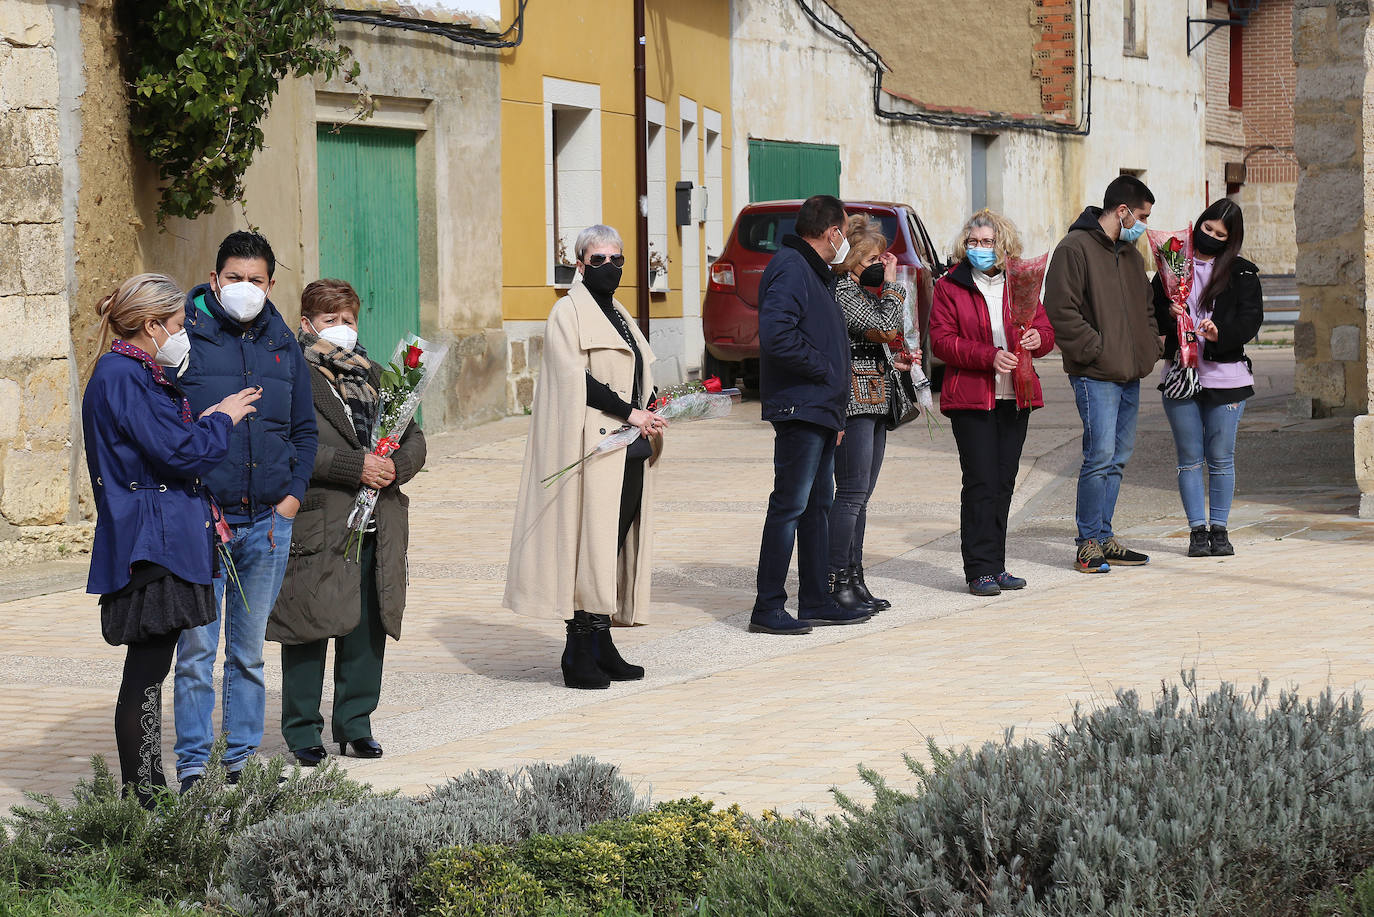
[[83, 274, 259, 807]]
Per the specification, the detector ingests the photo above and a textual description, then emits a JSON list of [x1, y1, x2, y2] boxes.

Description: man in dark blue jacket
[[749, 195, 871, 634], [170, 231, 319, 789]]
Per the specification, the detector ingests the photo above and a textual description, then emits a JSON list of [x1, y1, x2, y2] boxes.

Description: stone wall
[[0, 1, 90, 564], [1291, 0, 1368, 419]]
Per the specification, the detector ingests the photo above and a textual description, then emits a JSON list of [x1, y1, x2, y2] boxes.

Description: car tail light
[[708, 261, 736, 292]]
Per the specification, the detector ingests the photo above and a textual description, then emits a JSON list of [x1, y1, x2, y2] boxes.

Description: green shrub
[[1, 748, 372, 905], [412, 844, 550, 917], [854, 676, 1374, 916], [1312, 867, 1374, 917], [418, 798, 755, 917], [217, 756, 642, 917]]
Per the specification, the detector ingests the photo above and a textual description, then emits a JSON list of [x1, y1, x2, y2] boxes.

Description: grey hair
[[574, 224, 623, 262]]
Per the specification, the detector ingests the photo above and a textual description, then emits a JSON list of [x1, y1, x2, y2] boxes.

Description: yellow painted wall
[[499, 0, 732, 322]]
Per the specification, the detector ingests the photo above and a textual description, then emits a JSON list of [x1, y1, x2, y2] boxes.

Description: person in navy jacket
[[168, 232, 319, 791], [83, 273, 259, 806], [749, 195, 869, 635]]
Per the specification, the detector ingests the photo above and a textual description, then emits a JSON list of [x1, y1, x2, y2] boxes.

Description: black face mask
[[1192, 228, 1227, 257], [858, 263, 885, 287], [581, 262, 622, 296]]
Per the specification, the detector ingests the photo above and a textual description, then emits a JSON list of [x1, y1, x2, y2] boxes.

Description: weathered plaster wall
[[137, 23, 505, 432], [828, 0, 1043, 118], [730, 0, 1206, 264], [1291, 0, 1368, 422]]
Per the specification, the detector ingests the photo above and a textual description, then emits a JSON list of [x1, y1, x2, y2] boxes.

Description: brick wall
[[1032, 0, 1076, 118], [1242, 0, 1299, 183], [1204, 4, 1244, 148]]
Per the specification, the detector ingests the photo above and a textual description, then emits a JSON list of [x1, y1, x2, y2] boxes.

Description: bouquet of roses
[[1007, 253, 1049, 408], [345, 334, 449, 559], [541, 377, 739, 487], [1147, 228, 1198, 368]]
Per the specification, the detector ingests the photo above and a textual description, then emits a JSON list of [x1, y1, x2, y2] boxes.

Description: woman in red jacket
[[931, 210, 1055, 596]]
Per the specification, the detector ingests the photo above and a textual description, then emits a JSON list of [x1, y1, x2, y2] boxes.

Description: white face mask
[[215, 280, 268, 322], [829, 228, 850, 265], [153, 321, 191, 369], [310, 318, 358, 352]]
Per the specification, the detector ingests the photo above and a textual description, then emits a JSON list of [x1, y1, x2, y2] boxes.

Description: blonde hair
[[95, 273, 185, 353], [951, 209, 1023, 272], [837, 213, 889, 276]]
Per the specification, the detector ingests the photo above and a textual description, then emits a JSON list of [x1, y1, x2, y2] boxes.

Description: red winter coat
[[931, 260, 1056, 414]]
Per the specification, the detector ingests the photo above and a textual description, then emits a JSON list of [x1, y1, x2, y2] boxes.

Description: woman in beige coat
[[504, 225, 666, 689]]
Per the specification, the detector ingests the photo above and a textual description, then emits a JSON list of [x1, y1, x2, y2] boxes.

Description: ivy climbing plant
[[118, 0, 362, 224]]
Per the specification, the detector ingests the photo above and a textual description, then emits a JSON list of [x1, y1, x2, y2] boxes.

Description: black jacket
[[757, 235, 849, 431], [1151, 256, 1263, 365]]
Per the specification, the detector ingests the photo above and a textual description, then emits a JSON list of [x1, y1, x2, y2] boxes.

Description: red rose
[[404, 344, 423, 369], [1168, 237, 1182, 253], [702, 376, 723, 393]]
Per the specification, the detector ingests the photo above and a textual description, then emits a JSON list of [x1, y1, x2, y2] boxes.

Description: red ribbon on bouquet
[[1007, 254, 1048, 409]]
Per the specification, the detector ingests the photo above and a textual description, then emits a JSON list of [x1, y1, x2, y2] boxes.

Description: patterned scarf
[[299, 331, 378, 446], [111, 340, 192, 423]]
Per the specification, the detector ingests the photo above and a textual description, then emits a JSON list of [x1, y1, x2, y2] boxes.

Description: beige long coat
[[503, 282, 658, 625]]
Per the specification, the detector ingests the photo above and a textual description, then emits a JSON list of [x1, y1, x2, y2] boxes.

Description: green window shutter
[[316, 126, 421, 366], [747, 139, 841, 202]]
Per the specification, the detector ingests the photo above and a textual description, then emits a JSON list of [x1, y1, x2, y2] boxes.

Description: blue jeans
[[754, 420, 836, 614], [1161, 395, 1246, 528], [1070, 376, 1140, 545], [828, 414, 886, 571], [174, 509, 294, 779]]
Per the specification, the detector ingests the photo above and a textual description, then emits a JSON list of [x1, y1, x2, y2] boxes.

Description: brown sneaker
[[1101, 536, 1150, 566], [1075, 540, 1110, 574]]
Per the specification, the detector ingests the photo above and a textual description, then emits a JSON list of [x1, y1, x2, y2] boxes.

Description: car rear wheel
[[703, 350, 739, 389]]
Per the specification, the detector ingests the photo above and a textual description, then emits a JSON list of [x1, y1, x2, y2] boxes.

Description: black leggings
[[617, 456, 646, 553], [115, 631, 180, 807]]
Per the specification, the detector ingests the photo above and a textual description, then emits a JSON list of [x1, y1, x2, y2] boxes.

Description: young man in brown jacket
[[1044, 175, 1163, 574]]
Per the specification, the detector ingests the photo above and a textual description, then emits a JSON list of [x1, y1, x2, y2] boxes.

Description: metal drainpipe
[[633, 0, 650, 337]]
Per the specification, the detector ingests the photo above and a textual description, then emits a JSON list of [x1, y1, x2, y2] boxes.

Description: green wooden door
[[316, 126, 421, 365], [747, 139, 841, 202]]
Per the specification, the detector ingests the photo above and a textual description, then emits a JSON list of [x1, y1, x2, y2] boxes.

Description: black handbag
[[886, 367, 921, 430]]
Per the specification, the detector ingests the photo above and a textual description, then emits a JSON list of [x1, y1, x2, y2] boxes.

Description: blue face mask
[[966, 247, 998, 272], [1118, 212, 1147, 243]]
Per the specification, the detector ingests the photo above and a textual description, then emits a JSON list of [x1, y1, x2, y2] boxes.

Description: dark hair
[[1103, 175, 1155, 212], [794, 195, 847, 239], [1194, 198, 1245, 307], [301, 278, 362, 319], [215, 231, 276, 278]]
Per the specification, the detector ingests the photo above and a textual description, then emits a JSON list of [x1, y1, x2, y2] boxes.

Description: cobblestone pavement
[[2, 348, 1371, 814]]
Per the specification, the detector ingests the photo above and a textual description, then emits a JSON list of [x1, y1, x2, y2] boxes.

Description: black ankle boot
[[849, 565, 890, 610], [1187, 526, 1211, 557], [587, 614, 645, 681], [828, 570, 875, 614], [561, 617, 610, 689], [1208, 526, 1234, 556]]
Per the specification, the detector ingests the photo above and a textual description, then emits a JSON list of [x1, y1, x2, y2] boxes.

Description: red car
[[702, 200, 944, 390]]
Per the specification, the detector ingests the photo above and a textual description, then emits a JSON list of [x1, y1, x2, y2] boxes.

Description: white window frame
[[646, 97, 669, 293], [703, 107, 723, 264], [544, 77, 602, 289]]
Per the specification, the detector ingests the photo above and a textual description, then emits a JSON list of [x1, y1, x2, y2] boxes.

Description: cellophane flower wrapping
[[345, 335, 449, 545], [1147, 228, 1198, 368], [1007, 254, 1048, 408], [540, 381, 738, 487], [891, 266, 934, 411]]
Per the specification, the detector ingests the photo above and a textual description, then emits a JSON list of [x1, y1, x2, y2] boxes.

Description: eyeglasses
[[965, 239, 996, 250], [586, 253, 626, 268]]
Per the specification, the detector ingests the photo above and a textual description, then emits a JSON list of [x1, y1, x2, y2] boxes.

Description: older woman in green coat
[[267, 279, 426, 766]]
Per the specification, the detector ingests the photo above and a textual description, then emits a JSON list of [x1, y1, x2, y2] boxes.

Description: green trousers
[[280, 535, 386, 751]]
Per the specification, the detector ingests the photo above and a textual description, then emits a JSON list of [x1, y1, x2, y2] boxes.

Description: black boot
[[587, 613, 645, 681], [828, 570, 876, 614], [561, 616, 610, 689], [1187, 526, 1211, 557], [1208, 526, 1234, 556], [849, 565, 890, 610]]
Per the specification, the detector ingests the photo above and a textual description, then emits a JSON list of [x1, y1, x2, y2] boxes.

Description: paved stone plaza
[[1, 348, 1370, 814]]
